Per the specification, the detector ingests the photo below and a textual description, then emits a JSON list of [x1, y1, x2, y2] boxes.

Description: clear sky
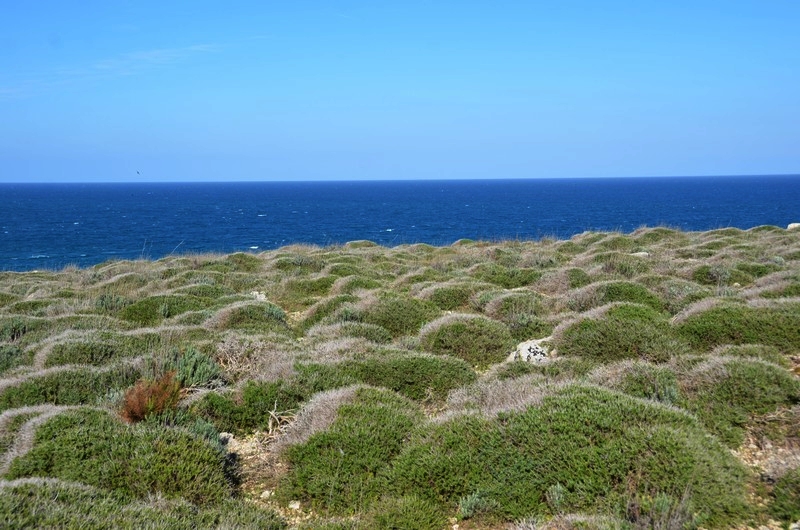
[[1, 1, 798, 182]]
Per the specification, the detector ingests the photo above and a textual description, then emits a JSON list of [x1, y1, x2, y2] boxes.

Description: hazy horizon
[[2, 2, 799, 183]]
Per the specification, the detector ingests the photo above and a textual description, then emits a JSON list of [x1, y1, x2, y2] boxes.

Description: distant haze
[[1, 2, 799, 182]]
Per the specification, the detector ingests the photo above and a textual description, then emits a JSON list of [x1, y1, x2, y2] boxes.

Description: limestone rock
[[788, 222, 800, 231], [511, 339, 550, 363]]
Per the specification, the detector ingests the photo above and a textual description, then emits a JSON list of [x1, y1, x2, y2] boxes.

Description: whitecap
[[249, 246, 259, 250]]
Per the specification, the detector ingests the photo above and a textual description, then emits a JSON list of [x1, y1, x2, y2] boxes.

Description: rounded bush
[[557, 304, 690, 363], [361, 294, 440, 338], [420, 315, 515, 367]]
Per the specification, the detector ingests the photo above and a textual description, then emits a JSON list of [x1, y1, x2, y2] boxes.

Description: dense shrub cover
[[1, 227, 799, 527]]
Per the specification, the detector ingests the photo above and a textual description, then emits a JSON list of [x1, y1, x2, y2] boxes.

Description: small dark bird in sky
[[137, 171, 140, 175]]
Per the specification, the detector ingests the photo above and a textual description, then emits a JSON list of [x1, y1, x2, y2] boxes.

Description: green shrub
[[119, 295, 211, 326], [279, 387, 423, 514], [472, 264, 542, 289], [679, 358, 800, 447], [225, 252, 263, 272], [361, 294, 440, 338], [191, 380, 305, 434], [735, 262, 782, 278], [0, 317, 38, 343], [331, 322, 393, 344], [0, 363, 141, 412], [0, 481, 286, 529], [362, 495, 447, 530], [592, 252, 650, 277], [386, 385, 749, 526], [691, 265, 752, 287], [596, 281, 665, 312], [557, 304, 690, 363], [172, 346, 223, 388], [299, 295, 358, 331], [45, 341, 117, 367], [94, 293, 131, 313], [222, 303, 288, 332], [0, 344, 25, 373], [770, 467, 800, 524], [303, 353, 477, 402], [676, 303, 800, 353], [419, 316, 515, 367], [280, 276, 337, 307], [6, 408, 234, 505], [426, 284, 477, 310], [615, 363, 681, 405], [8, 299, 54, 316], [567, 268, 592, 288]]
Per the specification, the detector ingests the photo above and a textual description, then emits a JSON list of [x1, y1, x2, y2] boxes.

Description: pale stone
[[511, 339, 549, 363], [630, 251, 650, 257], [788, 223, 800, 231], [260, 489, 273, 499], [289, 501, 301, 510]]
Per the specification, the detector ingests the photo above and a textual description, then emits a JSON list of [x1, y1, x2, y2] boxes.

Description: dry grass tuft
[[272, 385, 362, 454]]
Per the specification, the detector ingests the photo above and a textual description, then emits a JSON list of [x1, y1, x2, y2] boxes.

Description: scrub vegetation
[[1, 225, 800, 528]]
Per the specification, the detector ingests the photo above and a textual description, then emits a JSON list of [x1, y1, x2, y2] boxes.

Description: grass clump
[[219, 302, 288, 332], [361, 495, 447, 530], [6, 408, 235, 504], [557, 304, 689, 363], [45, 341, 117, 367], [419, 315, 515, 367], [278, 387, 423, 514]]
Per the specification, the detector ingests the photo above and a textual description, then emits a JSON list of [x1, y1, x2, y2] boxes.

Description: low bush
[[592, 252, 650, 277], [5, 408, 234, 505], [419, 315, 515, 367], [45, 341, 117, 367], [596, 281, 665, 312], [120, 371, 182, 423], [386, 384, 749, 526], [0, 363, 142, 412], [691, 265, 752, 287], [769, 466, 800, 524], [425, 283, 478, 311], [0, 481, 287, 529], [301, 353, 476, 402], [472, 264, 542, 289], [191, 379, 305, 434], [119, 295, 212, 326], [361, 495, 447, 530], [360, 293, 440, 338], [298, 295, 358, 331], [278, 387, 423, 514], [614, 362, 681, 405], [676, 303, 800, 353], [220, 303, 288, 333], [557, 304, 690, 363], [566, 268, 592, 288], [678, 358, 800, 447], [0, 344, 25, 373]]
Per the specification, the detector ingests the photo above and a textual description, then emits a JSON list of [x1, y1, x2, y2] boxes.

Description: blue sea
[[1, 176, 798, 272]]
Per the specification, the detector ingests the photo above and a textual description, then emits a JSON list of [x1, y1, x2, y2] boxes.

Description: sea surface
[[1, 176, 798, 272]]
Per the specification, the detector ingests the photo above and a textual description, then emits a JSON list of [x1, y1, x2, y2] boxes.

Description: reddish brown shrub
[[120, 371, 181, 423]]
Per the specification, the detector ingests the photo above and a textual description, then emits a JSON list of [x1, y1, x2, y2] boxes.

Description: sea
[[1, 175, 799, 272]]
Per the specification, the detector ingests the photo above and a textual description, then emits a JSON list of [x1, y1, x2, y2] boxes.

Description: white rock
[[788, 223, 800, 231], [630, 251, 650, 257], [260, 489, 273, 499], [288, 501, 301, 511], [511, 339, 549, 363]]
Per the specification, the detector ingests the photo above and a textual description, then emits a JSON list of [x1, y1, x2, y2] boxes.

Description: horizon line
[[1, 173, 799, 185]]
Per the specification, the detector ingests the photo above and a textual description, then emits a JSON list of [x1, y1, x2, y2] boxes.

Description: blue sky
[[1, 1, 798, 182]]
